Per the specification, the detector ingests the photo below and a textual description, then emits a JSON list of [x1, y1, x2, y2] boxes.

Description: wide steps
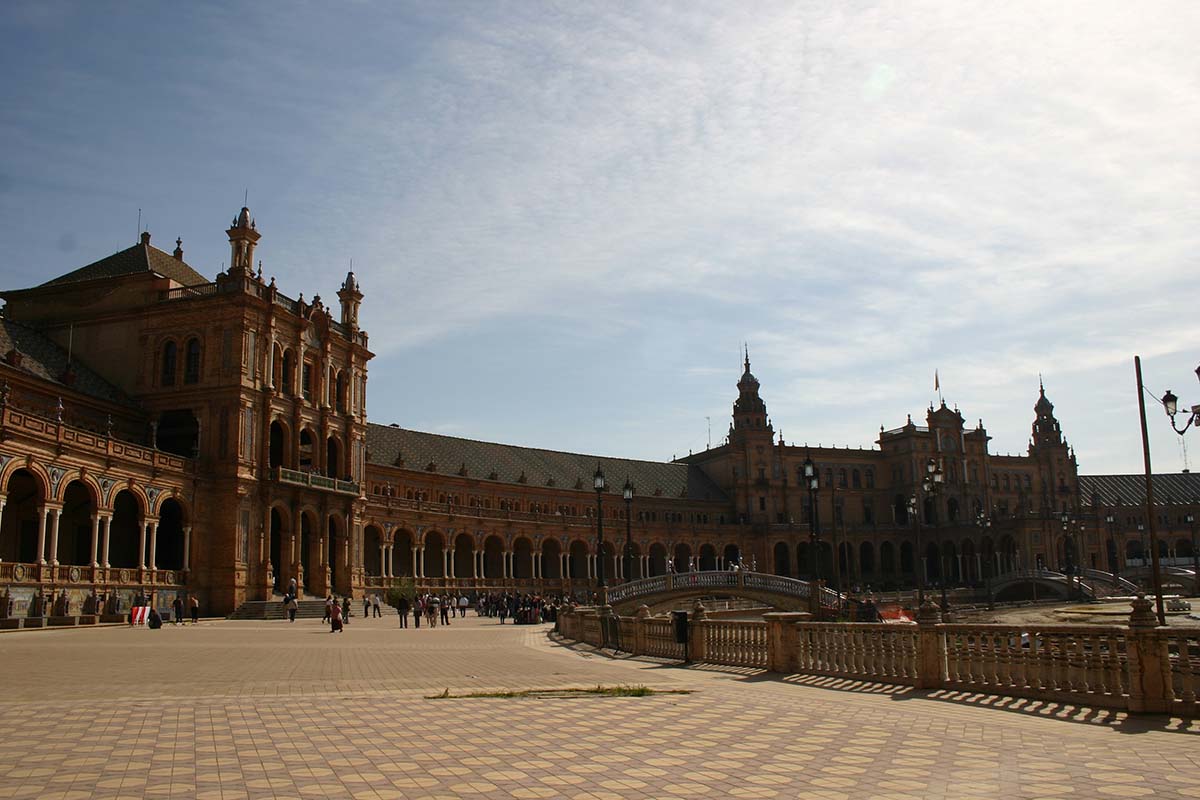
[[228, 599, 399, 620]]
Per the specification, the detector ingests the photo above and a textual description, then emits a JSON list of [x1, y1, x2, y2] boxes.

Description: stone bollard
[[1126, 593, 1168, 713], [762, 611, 810, 673], [634, 605, 651, 656], [915, 598, 944, 690], [688, 600, 708, 663]]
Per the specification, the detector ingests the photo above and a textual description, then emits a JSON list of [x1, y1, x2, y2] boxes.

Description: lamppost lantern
[[1160, 364, 1200, 435], [593, 464, 607, 590], [593, 466, 606, 492], [1105, 513, 1114, 525], [622, 478, 634, 585], [622, 479, 634, 502], [1187, 512, 1195, 525], [1162, 389, 1178, 417], [926, 457, 937, 475], [803, 455, 815, 480]]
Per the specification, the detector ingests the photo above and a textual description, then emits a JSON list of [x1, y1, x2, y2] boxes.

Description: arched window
[[865, 469, 874, 489], [851, 469, 861, 489], [184, 338, 202, 384], [161, 341, 177, 386]]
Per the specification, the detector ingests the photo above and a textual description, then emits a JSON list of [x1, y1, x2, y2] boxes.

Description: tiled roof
[[1080, 473, 1200, 507], [40, 239, 208, 288], [365, 424, 729, 502], [0, 317, 141, 409]]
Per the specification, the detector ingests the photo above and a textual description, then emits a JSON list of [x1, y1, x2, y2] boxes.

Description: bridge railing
[[607, 570, 843, 609], [556, 600, 1198, 716]]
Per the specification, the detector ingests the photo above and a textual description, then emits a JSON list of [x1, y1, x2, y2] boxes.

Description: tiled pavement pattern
[[0, 616, 1197, 799]]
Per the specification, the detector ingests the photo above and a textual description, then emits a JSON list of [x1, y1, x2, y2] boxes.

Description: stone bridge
[[991, 569, 1102, 601], [605, 570, 841, 614]]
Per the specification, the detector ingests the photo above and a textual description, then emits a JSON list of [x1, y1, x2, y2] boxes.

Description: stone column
[[473, 549, 480, 579], [89, 515, 100, 568], [412, 546, 421, 579], [446, 547, 454, 579], [137, 519, 147, 569], [148, 521, 158, 570], [379, 544, 386, 577], [763, 611, 810, 673], [35, 506, 48, 565], [47, 508, 61, 566], [101, 516, 111, 568], [443, 547, 450, 578], [183, 526, 191, 571]]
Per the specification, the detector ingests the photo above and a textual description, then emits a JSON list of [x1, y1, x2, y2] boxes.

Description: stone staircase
[[228, 598, 399, 620]]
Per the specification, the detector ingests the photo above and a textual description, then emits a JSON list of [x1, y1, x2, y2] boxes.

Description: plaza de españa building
[[0, 208, 1195, 617]]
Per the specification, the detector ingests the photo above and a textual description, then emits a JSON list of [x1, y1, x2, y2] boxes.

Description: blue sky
[[2, 2, 1198, 475]]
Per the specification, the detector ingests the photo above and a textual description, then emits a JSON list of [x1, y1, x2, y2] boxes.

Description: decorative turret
[[338, 271, 362, 328], [226, 206, 260, 276], [732, 347, 771, 434], [1031, 379, 1063, 448]]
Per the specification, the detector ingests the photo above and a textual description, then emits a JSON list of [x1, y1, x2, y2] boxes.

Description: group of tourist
[[394, 592, 469, 628]]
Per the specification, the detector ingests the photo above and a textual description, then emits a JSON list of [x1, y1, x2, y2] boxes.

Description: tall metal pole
[[913, 503, 924, 606], [1134, 355, 1166, 626], [624, 495, 633, 584], [596, 488, 606, 589]]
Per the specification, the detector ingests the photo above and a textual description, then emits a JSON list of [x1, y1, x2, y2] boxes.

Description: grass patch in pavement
[[426, 684, 692, 700]]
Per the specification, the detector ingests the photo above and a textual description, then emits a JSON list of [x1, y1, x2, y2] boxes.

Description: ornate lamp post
[[623, 478, 634, 584], [594, 465, 606, 589], [1137, 522, 1146, 570], [1105, 512, 1119, 580], [924, 458, 947, 611], [976, 510, 993, 609], [1187, 509, 1198, 597], [909, 493, 924, 606], [803, 456, 821, 586], [1060, 511, 1078, 600]]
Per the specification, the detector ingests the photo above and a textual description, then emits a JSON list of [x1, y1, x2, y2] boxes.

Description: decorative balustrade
[[275, 467, 360, 496], [1161, 630, 1200, 716], [795, 622, 919, 685], [0, 561, 184, 587], [701, 619, 767, 668], [941, 624, 1129, 708], [554, 604, 1199, 716]]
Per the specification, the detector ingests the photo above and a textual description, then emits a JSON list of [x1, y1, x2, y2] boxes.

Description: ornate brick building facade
[[1, 209, 1195, 616]]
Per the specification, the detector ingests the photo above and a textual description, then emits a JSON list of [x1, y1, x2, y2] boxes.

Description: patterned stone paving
[[0, 615, 1197, 799]]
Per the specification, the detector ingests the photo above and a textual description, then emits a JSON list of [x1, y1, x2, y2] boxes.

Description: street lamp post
[[909, 493, 924, 607], [924, 458, 948, 612], [1105, 512, 1118, 581], [977, 511, 993, 609], [623, 479, 634, 585], [803, 455, 821, 591], [1187, 510, 1198, 597], [1061, 511, 1077, 601], [1137, 522, 1146, 572], [594, 465, 606, 590]]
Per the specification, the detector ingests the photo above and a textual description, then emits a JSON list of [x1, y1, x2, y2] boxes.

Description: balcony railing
[[275, 467, 361, 496]]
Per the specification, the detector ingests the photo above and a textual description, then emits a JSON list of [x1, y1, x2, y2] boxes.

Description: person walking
[[458, 594, 468, 618], [323, 596, 333, 624], [372, 594, 382, 618], [172, 595, 184, 625], [363, 594, 371, 619], [189, 594, 199, 625], [330, 600, 343, 633], [412, 597, 421, 628], [342, 596, 352, 626], [397, 594, 409, 628], [427, 595, 438, 628], [439, 594, 451, 626], [286, 593, 298, 623]]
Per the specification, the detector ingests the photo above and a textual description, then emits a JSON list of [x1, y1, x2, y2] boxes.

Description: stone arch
[[513, 536, 534, 580], [568, 539, 589, 579], [364, 524, 383, 577], [423, 530, 446, 578], [773, 541, 790, 576], [298, 428, 317, 471], [722, 543, 740, 568], [859, 541, 875, 577], [698, 543, 717, 571], [393, 528, 414, 577], [900, 541, 914, 575], [269, 504, 290, 590], [599, 539, 617, 582], [796, 541, 810, 577], [483, 534, 504, 579], [541, 537, 563, 579], [155, 497, 186, 571], [268, 418, 290, 470], [880, 541, 896, 575], [57, 479, 98, 566], [160, 338, 178, 386], [453, 532, 475, 579], [325, 435, 343, 479], [648, 542, 668, 576], [624, 540, 643, 580], [327, 513, 346, 593], [298, 509, 319, 591], [924, 542, 942, 582], [109, 489, 144, 569], [960, 538, 977, 583], [0, 468, 47, 562], [673, 542, 692, 571]]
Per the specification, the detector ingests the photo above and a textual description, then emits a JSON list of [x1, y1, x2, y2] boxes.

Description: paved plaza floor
[[0, 614, 1197, 799]]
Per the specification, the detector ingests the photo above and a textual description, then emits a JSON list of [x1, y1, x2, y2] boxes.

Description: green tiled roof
[[365, 423, 728, 502], [0, 317, 141, 409], [40, 239, 208, 288]]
